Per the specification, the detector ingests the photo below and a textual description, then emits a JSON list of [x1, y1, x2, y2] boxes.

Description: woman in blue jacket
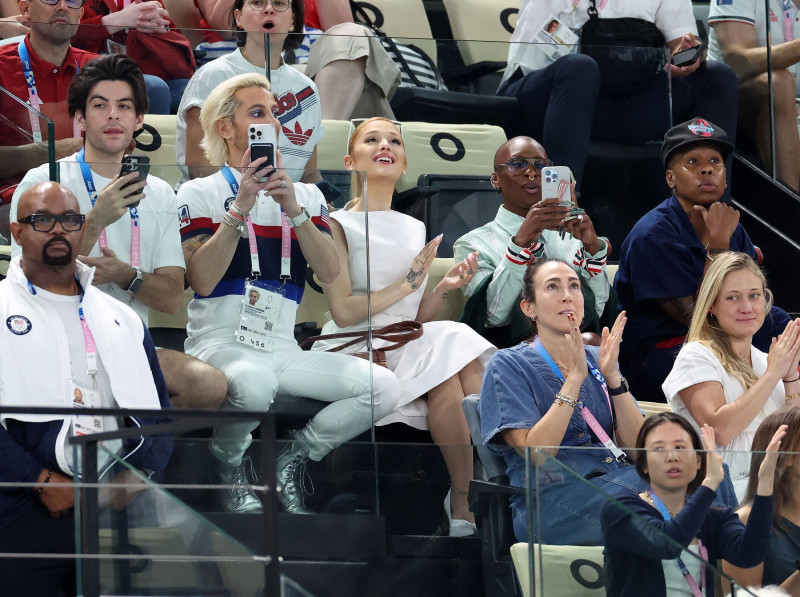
[[602, 412, 784, 596]]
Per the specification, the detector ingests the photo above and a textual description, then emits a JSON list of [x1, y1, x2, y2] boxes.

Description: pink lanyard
[[77, 149, 141, 268], [18, 40, 82, 143], [783, 0, 795, 42], [221, 164, 292, 280]]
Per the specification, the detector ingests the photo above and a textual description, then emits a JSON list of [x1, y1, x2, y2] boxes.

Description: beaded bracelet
[[784, 377, 800, 384], [554, 392, 578, 408], [35, 469, 53, 495]]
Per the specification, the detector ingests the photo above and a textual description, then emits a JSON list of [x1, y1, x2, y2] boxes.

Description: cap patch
[[688, 119, 714, 138]]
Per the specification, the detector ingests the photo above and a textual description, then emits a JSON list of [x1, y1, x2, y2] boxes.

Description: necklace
[[644, 490, 676, 517], [553, 359, 570, 374]]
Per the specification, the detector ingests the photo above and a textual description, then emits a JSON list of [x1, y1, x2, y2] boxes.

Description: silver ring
[[280, 179, 287, 189], [577, 215, 584, 223]]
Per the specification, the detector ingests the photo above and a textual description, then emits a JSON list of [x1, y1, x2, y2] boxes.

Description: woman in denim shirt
[[480, 258, 646, 544]]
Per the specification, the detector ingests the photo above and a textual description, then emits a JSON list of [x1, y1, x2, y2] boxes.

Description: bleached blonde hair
[[199, 73, 272, 166]]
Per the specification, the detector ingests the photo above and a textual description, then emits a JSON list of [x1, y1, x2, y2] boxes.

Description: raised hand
[[598, 311, 627, 387], [694, 201, 739, 249], [515, 197, 571, 247], [767, 319, 800, 381], [561, 312, 589, 382], [700, 424, 725, 490], [756, 424, 787, 496], [438, 250, 479, 291], [563, 210, 602, 255], [90, 172, 146, 230], [234, 149, 274, 215], [403, 235, 441, 292]]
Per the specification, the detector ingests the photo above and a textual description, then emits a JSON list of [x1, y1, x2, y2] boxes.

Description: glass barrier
[[517, 443, 792, 597]]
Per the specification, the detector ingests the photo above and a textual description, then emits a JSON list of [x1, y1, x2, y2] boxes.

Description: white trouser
[[197, 341, 402, 466]]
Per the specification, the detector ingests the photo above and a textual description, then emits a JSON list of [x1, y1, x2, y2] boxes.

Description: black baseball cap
[[661, 117, 734, 167]]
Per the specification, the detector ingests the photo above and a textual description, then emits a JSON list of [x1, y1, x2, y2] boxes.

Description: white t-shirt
[[176, 51, 324, 184], [663, 341, 785, 502], [708, 0, 800, 93], [176, 168, 330, 357], [504, 0, 696, 80], [11, 155, 185, 324]]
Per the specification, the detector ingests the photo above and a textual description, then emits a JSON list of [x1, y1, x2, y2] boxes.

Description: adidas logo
[[283, 122, 313, 146]]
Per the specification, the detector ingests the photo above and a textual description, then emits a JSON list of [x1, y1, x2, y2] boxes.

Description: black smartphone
[[119, 154, 150, 208], [671, 44, 706, 68], [248, 124, 276, 182]]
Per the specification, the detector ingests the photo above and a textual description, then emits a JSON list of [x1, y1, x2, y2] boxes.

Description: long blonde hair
[[687, 252, 772, 391]]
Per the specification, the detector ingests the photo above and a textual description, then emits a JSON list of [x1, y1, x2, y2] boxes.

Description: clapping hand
[[438, 251, 479, 291], [756, 424, 788, 496], [598, 311, 626, 388], [403, 235, 441, 292], [700, 424, 725, 491]]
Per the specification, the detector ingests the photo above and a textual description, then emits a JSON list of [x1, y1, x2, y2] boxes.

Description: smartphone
[[119, 154, 150, 208], [248, 124, 276, 182], [671, 43, 706, 68], [541, 166, 572, 202]]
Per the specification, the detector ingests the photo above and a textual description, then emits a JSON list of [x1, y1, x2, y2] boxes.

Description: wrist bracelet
[[35, 469, 53, 495], [226, 209, 244, 222], [229, 202, 245, 216], [554, 392, 578, 408], [786, 393, 800, 402], [784, 377, 800, 384]]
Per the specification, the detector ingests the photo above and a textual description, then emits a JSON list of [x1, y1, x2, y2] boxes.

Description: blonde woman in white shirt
[[663, 252, 800, 501]]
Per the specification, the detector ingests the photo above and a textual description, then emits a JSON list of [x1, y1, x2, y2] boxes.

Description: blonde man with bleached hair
[[663, 252, 800, 501], [175, 74, 403, 515], [199, 73, 272, 168]]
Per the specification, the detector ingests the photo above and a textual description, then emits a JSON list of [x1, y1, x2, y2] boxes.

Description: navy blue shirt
[[615, 195, 756, 357]]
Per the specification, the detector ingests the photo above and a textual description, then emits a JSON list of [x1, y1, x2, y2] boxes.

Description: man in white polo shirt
[[708, 0, 800, 191]]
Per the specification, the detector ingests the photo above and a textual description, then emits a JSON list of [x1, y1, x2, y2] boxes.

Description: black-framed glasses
[[494, 157, 553, 176], [39, 0, 84, 8], [19, 213, 85, 232], [247, 0, 291, 12]]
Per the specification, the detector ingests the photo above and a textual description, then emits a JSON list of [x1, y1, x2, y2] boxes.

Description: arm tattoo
[[183, 234, 211, 254]]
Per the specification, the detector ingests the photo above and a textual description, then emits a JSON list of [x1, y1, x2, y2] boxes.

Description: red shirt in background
[[75, 0, 176, 54], [305, 0, 320, 29], [0, 34, 98, 204]]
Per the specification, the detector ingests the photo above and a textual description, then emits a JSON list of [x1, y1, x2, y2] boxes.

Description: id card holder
[[535, 15, 579, 61], [106, 39, 127, 55], [235, 279, 285, 351], [71, 382, 104, 437]]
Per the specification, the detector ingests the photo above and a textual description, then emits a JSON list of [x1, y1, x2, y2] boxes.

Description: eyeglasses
[[247, 0, 291, 12], [39, 0, 84, 8], [494, 157, 553, 176], [19, 213, 85, 232]]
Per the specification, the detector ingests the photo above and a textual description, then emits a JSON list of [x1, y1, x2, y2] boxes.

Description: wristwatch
[[285, 203, 311, 228], [126, 267, 144, 294], [608, 376, 630, 396]]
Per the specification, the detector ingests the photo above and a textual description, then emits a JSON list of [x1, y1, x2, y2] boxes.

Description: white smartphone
[[248, 124, 277, 182], [541, 166, 573, 203]]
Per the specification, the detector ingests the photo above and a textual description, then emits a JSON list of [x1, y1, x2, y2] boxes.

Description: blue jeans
[[143, 75, 189, 115], [512, 463, 738, 545]]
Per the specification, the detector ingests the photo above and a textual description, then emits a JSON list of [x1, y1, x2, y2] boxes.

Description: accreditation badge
[[235, 279, 285, 351], [535, 15, 580, 61], [71, 382, 104, 437]]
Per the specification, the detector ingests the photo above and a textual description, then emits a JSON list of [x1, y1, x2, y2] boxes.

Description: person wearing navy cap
[[614, 117, 791, 402]]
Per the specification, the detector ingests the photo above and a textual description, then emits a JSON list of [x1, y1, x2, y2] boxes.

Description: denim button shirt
[[480, 343, 632, 508]]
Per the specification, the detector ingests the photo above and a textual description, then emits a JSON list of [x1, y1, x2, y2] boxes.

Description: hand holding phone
[[118, 154, 150, 208], [248, 124, 277, 182], [671, 43, 706, 68]]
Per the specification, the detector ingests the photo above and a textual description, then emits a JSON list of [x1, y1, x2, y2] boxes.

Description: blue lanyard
[[648, 490, 706, 597], [220, 163, 240, 196]]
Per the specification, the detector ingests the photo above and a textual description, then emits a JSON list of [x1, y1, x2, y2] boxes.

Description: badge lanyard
[[77, 148, 141, 268], [561, 0, 608, 16], [648, 490, 708, 597], [221, 164, 292, 281], [18, 40, 81, 143], [532, 337, 628, 463], [783, 0, 795, 42], [27, 277, 98, 381]]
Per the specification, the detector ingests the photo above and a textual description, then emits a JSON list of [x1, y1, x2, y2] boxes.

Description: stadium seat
[[510, 542, 606, 597], [315, 119, 352, 171], [396, 122, 506, 193], [352, 0, 437, 64], [134, 115, 181, 189], [443, 0, 519, 66]]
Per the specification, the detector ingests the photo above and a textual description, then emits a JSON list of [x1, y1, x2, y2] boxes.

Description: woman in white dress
[[663, 252, 800, 501], [313, 118, 496, 536]]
